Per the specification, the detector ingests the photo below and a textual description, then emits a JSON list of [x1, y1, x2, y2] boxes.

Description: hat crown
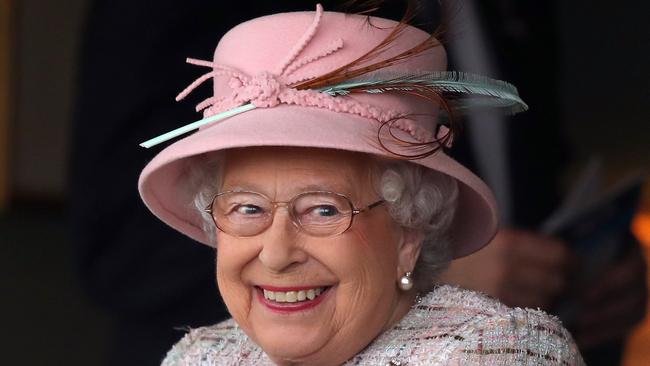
[[213, 9, 447, 86], [177, 6, 447, 139]]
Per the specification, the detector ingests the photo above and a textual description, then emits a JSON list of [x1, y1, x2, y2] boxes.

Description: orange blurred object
[[623, 208, 650, 366], [632, 211, 650, 248]]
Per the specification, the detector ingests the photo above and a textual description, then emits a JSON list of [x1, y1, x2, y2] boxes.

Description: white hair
[[186, 151, 458, 293]]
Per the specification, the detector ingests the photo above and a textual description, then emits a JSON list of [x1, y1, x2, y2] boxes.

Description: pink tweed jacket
[[161, 285, 584, 365]]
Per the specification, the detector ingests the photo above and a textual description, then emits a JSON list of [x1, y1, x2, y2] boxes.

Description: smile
[[256, 285, 332, 312], [263, 287, 326, 303]]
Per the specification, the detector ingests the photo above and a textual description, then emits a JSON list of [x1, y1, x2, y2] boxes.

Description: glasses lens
[[213, 192, 272, 236], [293, 192, 353, 236]]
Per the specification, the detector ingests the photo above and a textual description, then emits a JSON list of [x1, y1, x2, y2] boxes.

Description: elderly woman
[[138, 4, 584, 365]]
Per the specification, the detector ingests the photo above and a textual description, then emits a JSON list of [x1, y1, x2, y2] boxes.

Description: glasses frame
[[204, 190, 385, 237]]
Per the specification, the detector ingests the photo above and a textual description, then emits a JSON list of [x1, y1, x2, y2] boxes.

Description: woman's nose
[[257, 208, 308, 272]]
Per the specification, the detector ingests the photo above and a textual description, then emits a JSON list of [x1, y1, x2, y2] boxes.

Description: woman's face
[[214, 147, 420, 365]]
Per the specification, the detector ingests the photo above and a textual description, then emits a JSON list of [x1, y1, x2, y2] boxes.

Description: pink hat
[[138, 4, 527, 258]]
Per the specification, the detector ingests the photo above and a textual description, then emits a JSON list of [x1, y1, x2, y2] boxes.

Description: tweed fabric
[[161, 285, 584, 365]]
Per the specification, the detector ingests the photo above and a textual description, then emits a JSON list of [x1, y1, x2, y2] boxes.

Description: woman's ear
[[396, 227, 423, 277]]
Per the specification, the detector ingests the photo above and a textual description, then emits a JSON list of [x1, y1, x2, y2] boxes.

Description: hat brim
[[138, 105, 498, 258]]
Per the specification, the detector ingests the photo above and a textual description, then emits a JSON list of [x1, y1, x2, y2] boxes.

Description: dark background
[[1, 1, 649, 365]]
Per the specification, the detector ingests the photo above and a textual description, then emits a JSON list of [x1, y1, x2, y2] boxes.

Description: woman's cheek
[[216, 265, 252, 323], [215, 243, 254, 322], [332, 234, 392, 315]]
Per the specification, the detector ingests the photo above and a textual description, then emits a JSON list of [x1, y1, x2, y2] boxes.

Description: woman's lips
[[255, 285, 332, 313]]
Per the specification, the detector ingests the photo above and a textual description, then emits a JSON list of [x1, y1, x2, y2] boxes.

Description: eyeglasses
[[204, 191, 385, 237]]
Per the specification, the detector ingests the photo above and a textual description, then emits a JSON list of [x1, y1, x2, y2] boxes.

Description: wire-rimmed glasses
[[204, 191, 385, 237]]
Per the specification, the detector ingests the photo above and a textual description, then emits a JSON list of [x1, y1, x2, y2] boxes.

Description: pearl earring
[[398, 271, 414, 291]]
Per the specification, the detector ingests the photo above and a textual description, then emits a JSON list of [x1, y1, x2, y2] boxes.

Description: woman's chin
[[246, 285, 338, 362]]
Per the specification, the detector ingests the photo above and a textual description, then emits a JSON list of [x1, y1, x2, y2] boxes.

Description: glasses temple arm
[[367, 199, 385, 210], [353, 199, 385, 215]]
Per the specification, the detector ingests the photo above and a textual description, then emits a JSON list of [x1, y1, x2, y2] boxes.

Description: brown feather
[[294, 1, 456, 160]]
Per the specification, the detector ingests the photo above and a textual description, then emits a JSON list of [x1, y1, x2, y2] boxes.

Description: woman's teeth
[[263, 287, 325, 303]]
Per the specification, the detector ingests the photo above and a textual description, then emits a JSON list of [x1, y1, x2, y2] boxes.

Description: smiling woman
[[214, 148, 419, 364], [189, 147, 456, 363], [137, 3, 584, 365]]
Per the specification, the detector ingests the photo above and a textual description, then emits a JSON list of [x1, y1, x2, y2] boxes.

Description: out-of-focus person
[[438, 1, 648, 365]]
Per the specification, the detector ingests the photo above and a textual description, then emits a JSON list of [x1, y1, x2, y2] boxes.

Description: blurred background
[[1, 0, 649, 365]]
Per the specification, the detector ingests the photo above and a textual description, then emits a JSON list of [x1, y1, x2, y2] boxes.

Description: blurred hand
[[438, 228, 573, 309], [572, 241, 648, 350]]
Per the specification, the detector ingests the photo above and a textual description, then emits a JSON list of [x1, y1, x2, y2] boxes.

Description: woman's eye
[[311, 205, 339, 217], [234, 204, 263, 215]]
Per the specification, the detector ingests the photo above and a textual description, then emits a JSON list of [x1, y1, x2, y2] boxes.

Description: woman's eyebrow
[[220, 182, 265, 192], [297, 183, 350, 193], [221, 182, 353, 195]]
